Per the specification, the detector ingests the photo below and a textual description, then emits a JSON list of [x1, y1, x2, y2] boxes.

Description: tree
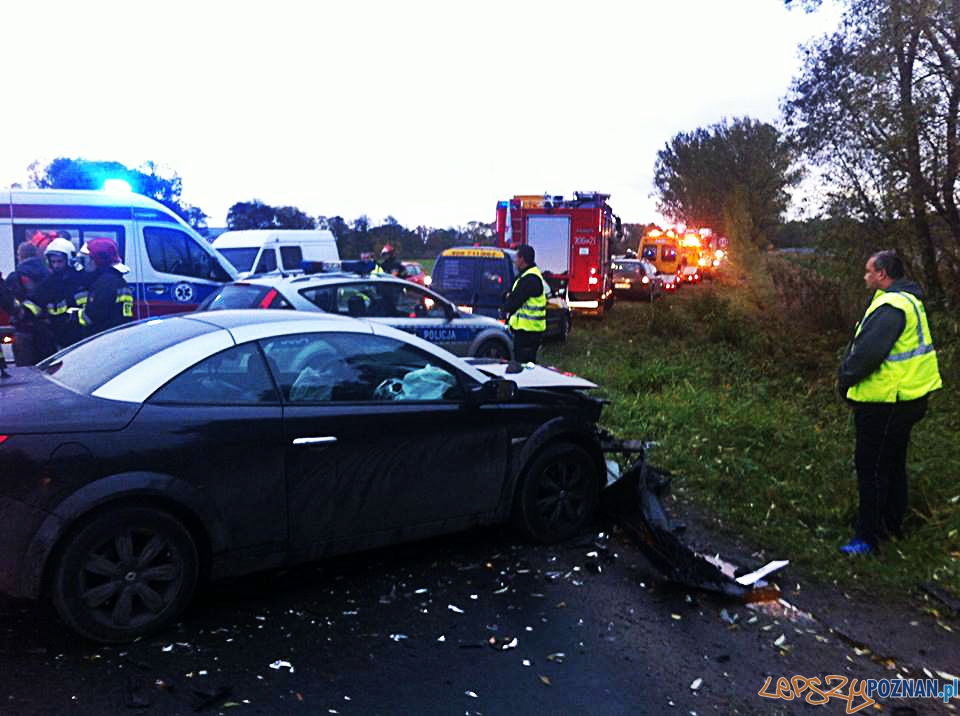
[[783, 0, 960, 302], [653, 118, 798, 249], [28, 158, 207, 229], [226, 200, 316, 230]]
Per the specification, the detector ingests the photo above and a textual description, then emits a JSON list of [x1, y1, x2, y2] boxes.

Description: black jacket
[[502, 263, 544, 316], [378, 256, 408, 278], [82, 267, 133, 335], [838, 278, 923, 394]]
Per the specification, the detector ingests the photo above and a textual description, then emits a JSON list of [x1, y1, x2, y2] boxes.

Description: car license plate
[[614, 282, 631, 289]]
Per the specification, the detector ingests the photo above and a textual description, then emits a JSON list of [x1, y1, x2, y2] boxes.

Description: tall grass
[[541, 255, 959, 595]]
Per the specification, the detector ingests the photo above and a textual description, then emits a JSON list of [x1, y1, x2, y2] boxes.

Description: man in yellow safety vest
[[837, 250, 943, 554], [503, 244, 547, 363]]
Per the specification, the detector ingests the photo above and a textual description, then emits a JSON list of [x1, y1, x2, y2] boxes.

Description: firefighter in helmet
[[376, 244, 408, 278], [33, 237, 89, 351], [76, 238, 134, 336]]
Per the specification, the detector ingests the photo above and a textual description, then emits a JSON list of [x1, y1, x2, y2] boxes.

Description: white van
[[1, 189, 237, 355], [212, 229, 339, 277]]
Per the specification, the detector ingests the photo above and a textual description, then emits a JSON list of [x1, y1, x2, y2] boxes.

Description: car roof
[[230, 271, 412, 288], [89, 310, 490, 403]]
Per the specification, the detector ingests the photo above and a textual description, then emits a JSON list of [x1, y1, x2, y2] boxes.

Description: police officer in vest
[[837, 250, 942, 554], [503, 244, 547, 364]]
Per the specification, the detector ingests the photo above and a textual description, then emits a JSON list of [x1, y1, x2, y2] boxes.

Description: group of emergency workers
[[0, 233, 134, 369]]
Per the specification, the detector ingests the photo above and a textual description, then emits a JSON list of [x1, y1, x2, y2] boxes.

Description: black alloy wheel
[[50, 507, 199, 643], [514, 443, 599, 543], [475, 339, 511, 360]]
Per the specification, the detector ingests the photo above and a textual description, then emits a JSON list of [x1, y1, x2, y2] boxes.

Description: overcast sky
[[1, 0, 841, 229]]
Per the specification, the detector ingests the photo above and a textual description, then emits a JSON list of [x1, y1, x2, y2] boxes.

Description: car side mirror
[[443, 303, 457, 321], [470, 378, 517, 404]]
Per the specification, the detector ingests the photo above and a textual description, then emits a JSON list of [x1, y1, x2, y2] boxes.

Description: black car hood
[[0, 368, 140, 434]]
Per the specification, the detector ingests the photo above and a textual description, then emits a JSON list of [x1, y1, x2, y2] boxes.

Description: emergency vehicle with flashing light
[[0, 189, 237, 361], [640, 228, 682, 291], [495, 192, 622, 316]]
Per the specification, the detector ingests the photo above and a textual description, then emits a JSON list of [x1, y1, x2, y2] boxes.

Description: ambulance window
[[662, 247, 677, 261], [144, 227, 225, 280], [280, 246, 303, 270], [641, 246, 657, 261], [255, 250, 277, 274], [13, 225, 126, 263]]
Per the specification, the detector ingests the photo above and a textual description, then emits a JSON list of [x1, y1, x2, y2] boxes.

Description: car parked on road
[[0, 310, 608, 641], [430, 246, 572, 342], [198, 270, 513, 360], [611, 258, 662, 302], [401, 261, 430, 287]]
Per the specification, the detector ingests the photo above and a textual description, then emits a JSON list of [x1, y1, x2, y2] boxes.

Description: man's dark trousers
[[852, 396, 927, 545], [513, 330, 542, 363]]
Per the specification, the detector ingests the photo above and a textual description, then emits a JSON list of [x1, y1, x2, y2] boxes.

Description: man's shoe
[[839, 538, 875, 555]]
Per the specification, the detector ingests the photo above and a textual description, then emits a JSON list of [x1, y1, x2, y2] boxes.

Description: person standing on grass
[[503, 244, 547, 364], [836, 250, 942, 555]]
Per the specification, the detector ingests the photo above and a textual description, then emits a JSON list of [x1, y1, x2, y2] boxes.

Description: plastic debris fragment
[[448, 604, 464, 614], [538, 675, 551, 686], [546, 652, 565, 663], [269, 660, 294, 673], [690, 678, 702, 690], [389, 634, 408, 642], [465, 691, 478, 698]]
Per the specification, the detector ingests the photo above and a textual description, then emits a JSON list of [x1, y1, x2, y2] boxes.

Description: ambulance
[[1, 189, 236, 355]]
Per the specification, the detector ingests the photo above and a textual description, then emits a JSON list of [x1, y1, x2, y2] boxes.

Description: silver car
[[199, 271, 514, 359]]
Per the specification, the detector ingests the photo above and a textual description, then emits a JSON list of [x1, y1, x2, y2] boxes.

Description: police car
[[198, 268, 514, 359]]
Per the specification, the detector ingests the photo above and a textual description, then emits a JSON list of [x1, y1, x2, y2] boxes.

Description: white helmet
[[44, 238, 77, 258]]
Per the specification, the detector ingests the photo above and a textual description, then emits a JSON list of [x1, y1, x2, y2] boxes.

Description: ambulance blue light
[[103, 179, 133, 193]]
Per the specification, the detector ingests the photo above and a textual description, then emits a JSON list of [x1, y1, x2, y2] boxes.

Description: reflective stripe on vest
[[508, 266, 547, 333], [846, 290, 943, 402]]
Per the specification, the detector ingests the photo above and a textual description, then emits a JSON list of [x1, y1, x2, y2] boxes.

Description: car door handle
[[146, 285, 166, 295], [292, 436, 338, 446]]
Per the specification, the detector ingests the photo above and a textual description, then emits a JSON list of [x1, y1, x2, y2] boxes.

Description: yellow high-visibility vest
[[507, 266, 547, 333], [847, 290, 942, 402]]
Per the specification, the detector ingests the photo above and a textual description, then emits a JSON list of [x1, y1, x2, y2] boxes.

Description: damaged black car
[[0, 310, 609, 642]]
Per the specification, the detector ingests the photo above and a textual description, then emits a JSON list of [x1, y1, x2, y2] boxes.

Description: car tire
[[559, 315, 572, 344], [50, 506, 199, 643], [474, 339, 511, 360], [514, 443, 599, 543]]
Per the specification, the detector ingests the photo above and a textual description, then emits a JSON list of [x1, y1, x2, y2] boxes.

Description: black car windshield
[[36, 317, 221, 395], [218, 247, 259, 273]]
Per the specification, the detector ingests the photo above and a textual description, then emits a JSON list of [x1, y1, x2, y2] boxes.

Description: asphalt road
[[1, 519, 956, 715]]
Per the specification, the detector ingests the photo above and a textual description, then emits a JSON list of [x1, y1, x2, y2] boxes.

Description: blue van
[[430, 246, 571, 342]]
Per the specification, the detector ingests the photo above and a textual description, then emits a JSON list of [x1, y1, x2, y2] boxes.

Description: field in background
[[539, 255, 958, 596]]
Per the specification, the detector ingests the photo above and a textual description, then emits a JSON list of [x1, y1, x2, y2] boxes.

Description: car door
[[139, 342, 288, 558], [359, 282, 477, 356], [261, 331, 509, 557]]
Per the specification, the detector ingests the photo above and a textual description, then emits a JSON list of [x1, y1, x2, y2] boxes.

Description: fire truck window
[[662, 247, 677, 261], [641, 246, 657, 261]]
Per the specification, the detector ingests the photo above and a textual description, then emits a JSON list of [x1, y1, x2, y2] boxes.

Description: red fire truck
[[495, 192, 621, 315]]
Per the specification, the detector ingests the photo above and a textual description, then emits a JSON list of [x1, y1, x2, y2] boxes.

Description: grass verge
[[540, 256, 959, 596]]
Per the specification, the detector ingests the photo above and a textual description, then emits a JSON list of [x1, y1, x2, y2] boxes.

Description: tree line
[[652, 0, 959, 306], [23, 158, 496, 260]]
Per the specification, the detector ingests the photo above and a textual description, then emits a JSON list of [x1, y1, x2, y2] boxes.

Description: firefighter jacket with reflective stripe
[[78, 267, 134, 333], [846, 289, 942, 402], [507, 266, 547, 333]]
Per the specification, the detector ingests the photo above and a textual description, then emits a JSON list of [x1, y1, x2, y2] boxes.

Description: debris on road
[[600, 439, 785, 599]]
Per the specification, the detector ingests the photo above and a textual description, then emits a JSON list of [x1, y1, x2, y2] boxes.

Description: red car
[[402, 261, 430, 286]]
